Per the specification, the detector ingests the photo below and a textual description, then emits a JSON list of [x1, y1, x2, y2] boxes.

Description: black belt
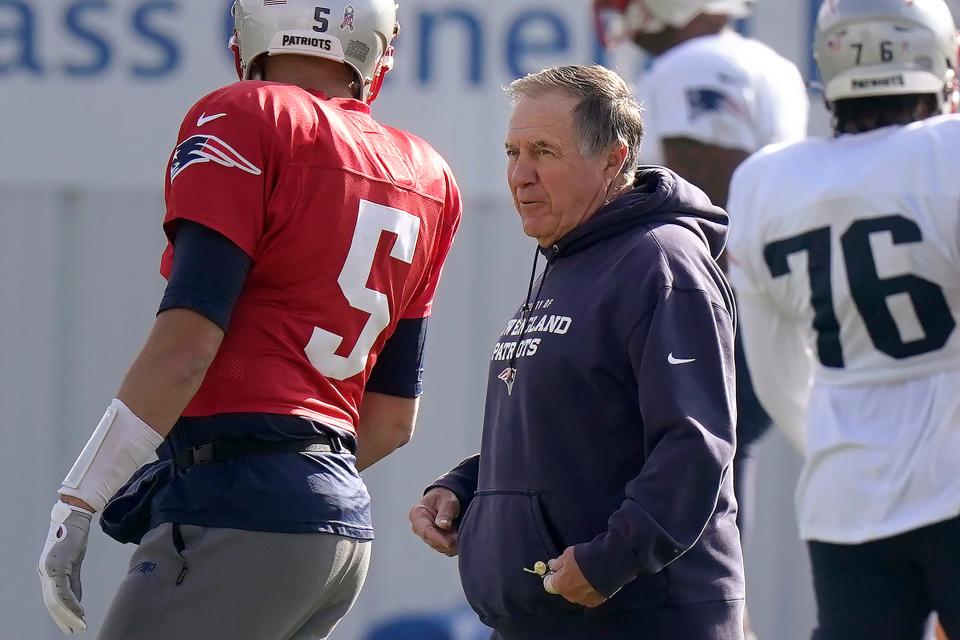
[[173, 434, 347, 472]]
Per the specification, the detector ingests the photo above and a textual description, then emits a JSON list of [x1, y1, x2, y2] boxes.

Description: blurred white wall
[[2, 1, 957, 639]]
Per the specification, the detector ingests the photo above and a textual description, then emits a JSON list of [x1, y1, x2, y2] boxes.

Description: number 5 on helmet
[[228, 0, 400, 104]]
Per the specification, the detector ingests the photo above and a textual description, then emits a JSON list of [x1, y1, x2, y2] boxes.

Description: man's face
[[505, 92, 614, 248]]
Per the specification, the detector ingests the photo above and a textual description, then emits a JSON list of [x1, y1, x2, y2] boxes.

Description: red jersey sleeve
[[402, 166, 463, 319], [161, 88, 281, 273]]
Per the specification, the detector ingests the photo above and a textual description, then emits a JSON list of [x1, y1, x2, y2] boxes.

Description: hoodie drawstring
[[506, 247, 550, 388], [521, 248, 540, 315]]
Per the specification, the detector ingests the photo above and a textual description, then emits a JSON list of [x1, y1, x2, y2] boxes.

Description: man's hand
[[408, 487, 460, 557], [542, 546, 607, 608], [934, 619, 948, 640], [38, 501, 93, 634]]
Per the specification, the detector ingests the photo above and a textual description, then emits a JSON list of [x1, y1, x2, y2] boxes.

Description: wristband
[[59, 399, 164, 513]]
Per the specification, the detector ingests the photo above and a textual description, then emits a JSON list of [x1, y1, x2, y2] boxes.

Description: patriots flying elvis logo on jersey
[[129, 561, 157, 576], [170, 135, 262, 183], [685, 87, 746, 122]]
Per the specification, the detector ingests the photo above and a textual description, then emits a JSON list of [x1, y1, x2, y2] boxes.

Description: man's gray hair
[[506, 64, 644, 184]]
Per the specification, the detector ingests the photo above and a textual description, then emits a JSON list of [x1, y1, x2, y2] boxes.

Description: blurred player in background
[[37, 0, 461, 638], [594, 2, 809, 636], [727, 0, 960, 637]]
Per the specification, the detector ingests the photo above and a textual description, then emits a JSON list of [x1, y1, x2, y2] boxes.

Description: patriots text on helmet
[[233, 0, 398, 102], [813, 0, 958, 111], [281, 35, 332, 50], [851, 74, 906, 90]]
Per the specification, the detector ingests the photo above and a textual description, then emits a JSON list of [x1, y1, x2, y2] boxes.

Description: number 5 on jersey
[[306, 200, 421, 380]]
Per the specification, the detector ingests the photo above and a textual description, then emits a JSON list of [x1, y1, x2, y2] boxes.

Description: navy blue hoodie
[[433, 168, 743, 639]]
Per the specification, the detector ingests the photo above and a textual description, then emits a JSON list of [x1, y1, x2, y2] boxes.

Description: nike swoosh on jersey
[[667, 353, 696, 365], [197, 112, 227, 127]]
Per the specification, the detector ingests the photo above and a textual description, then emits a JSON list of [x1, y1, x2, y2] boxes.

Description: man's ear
[[605, 144, 629, 180]]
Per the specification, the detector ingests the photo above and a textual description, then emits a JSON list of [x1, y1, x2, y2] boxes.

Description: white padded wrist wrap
[[59, 399, 165, 513]]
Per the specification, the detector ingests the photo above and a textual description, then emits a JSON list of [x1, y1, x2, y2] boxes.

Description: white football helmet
[[814, 0, 959, 112], [231, 0, 399, 103], [595, 0, 754, 46]]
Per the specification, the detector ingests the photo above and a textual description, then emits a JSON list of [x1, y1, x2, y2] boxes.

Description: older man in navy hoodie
[[409, 64, 743, 640]]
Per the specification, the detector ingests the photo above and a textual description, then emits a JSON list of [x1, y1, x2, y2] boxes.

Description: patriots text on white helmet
[[231, 0, 399, 103], [813, 0, 959, 112]]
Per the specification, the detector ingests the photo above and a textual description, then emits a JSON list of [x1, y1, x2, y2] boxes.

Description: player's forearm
[[116, 308, 224, 437], [56, 310, 224, 512], [355, 392, 419, 471], [355, 427, 413, 471], [115, 341, 214, 438]]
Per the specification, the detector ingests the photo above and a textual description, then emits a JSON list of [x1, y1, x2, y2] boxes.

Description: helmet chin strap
[[229, 35, 264, 81], [950, 36, 960, 114], [230, 33, 244, 80], [365, 45, 395, 104], [945, 86, 960, 115]]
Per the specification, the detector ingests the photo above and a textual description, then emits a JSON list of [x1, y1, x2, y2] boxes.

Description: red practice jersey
[[161, 81, 462, 435]]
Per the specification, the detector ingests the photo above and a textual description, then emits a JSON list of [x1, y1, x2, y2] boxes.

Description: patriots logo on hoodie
[[498, 367, 517, 395], [170, 134, 262, 183]]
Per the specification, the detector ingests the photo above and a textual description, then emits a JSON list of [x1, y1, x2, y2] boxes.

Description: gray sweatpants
[[98, 523, 371, 640]]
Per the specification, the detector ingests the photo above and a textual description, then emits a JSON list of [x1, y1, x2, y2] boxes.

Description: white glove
[[38, 501, 92, 634]]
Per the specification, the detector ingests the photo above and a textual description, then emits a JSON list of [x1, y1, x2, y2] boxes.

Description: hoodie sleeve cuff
[[425, 454, 480, 520], [574, 531, 641, 599]]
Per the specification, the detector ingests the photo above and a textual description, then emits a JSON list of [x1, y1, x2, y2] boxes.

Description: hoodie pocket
[[458, 490, 583, 622]]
